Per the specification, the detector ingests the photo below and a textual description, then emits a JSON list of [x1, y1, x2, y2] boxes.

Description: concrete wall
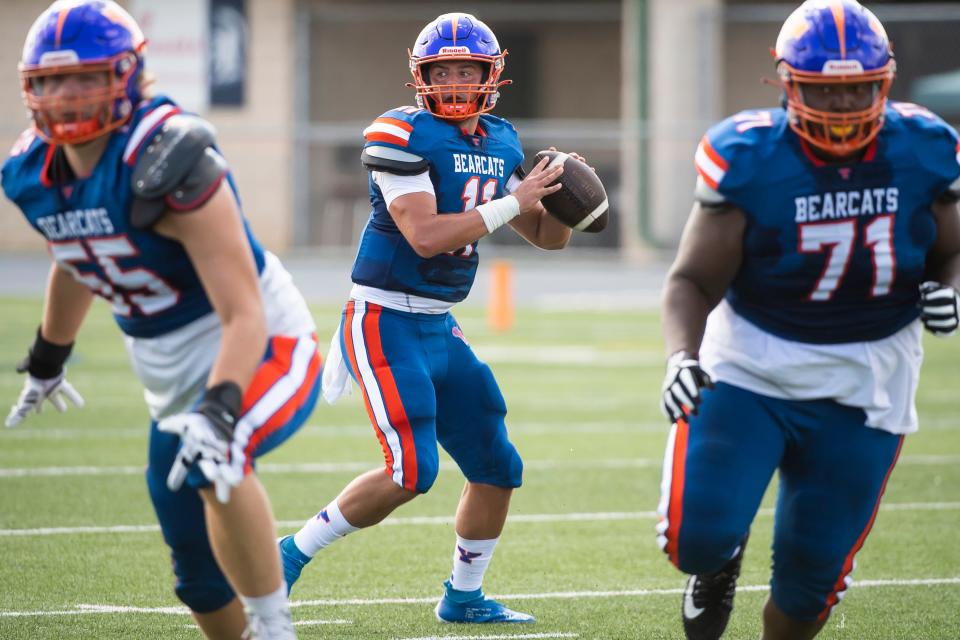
[[647, 0, 724, 244], [308, 6, 621, 122], [210, 0, 295, 252], [0, 0, 295, 254], [0, 2, 48, 252]]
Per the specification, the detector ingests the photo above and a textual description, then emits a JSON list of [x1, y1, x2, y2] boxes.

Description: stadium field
[[1, 297, 958, 639]]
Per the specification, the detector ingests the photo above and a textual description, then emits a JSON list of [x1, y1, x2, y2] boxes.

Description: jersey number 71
[[799, 215, 894, 301]]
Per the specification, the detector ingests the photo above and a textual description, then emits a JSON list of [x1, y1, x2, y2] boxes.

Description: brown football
[[534, 150, 608, 233]]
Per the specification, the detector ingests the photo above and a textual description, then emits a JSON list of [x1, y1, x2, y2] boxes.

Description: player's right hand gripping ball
[[534, 150, 608, 232]]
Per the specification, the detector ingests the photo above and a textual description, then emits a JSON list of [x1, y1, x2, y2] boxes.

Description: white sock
[[293, 499, 359, 557], [239, 583, 291, 625], [449, 535, 499, 592]]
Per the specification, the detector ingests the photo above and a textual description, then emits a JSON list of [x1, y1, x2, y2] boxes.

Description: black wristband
[[197, 381, 243, 441], [17, 327, 74, 379]]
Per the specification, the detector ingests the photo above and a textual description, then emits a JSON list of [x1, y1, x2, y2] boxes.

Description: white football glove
[[159, 383, 247, 504], [919, 281, 960, 337], [6, 372, 85, 428], [660, 351, 714, 424]]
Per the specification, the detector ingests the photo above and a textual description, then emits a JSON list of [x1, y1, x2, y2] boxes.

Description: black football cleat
[[682, 535, 748, 640]]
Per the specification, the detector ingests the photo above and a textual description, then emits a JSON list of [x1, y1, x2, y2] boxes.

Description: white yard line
[[0, 422, 652, 440], [472, 345, 655, 367], [293, 577, 960, 607], [1, 578, 958, 618], [6, 417, 960, 441], [396, 634, 578, 640], [2, 503, 959, 538], [1, 454, 954, 478], [185, 619, 352, 629], [0, 458, 663, 478]]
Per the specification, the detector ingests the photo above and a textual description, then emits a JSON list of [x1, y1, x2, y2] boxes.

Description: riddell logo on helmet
[[439, 46, 471, 55], [821, 60, 865, 75], [38, 50, 80, 66]]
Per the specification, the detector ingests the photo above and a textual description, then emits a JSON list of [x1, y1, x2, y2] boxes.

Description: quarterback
[[279, 12, 583, 624]]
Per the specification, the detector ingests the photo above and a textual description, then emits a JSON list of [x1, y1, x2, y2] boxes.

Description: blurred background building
[[0, 0, 958, 258]]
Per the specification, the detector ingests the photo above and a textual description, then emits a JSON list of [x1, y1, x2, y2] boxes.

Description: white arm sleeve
[[372, 170, 435, 208]]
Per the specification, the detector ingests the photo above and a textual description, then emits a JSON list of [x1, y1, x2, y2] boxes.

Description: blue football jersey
[[694, 103, 960, 344], [352, 106, 525, 302], [2, 96, 266, 338]]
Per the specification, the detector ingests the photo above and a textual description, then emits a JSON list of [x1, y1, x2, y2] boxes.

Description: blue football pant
[[340, 300, 523, 493], [658, 382, 903, 621], [146, 334, 321, 612]]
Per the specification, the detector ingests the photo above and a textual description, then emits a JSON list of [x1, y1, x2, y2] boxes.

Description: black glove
[[660, 351, 714, 424], [919, 281, 959, 337]]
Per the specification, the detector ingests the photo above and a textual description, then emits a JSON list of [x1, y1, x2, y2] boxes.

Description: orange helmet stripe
[[102, 4, 146, 49], [54, 7, 72, 49], [451, 14, 459, 45], [830, 0, 847, 59]]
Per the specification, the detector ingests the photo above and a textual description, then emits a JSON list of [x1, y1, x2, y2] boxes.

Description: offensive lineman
[[3, 2, 321, 638], [658, 1, 960, 639]]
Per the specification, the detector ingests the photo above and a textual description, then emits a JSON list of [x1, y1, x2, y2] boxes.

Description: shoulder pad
[[361, 145, 428, 175], [131, 114, 216, 198], [130, 114, 229, 229], [361, 109, 430, 175], [480, 113, 517, 133], [887, 103, 960, 198], [694, 109, 785, 204], [7, 128, 39, 158]]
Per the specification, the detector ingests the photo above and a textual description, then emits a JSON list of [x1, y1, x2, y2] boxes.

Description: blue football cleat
[[434, 580, 535, 623], [278, 535, 312, 594]]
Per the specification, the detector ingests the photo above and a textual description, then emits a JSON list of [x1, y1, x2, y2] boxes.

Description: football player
[[278, 12, 583, 624], [657, 1, 960, 639], [3, 2, 322, 638]]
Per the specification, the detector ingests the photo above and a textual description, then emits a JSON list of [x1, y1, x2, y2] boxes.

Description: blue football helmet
[[774, 0, 895, 156], [407, 13, 511, 120], [19, 0, 147, 145]]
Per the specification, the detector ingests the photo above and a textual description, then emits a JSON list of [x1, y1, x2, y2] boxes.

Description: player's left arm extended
[[662, 202, 745, 357], [151, 182, 266, 502], [128, 114, 264, 501], [658, 202, 744, 424], [154, 182, 267, 391], [507, 201, 572, 250]]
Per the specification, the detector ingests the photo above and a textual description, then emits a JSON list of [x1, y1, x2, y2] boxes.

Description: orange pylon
[[488, 259, 514, 332]]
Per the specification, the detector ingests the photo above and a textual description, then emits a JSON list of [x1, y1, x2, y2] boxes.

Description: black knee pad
[[172, 547, 236, 613], [146, 438, 235, 614]]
